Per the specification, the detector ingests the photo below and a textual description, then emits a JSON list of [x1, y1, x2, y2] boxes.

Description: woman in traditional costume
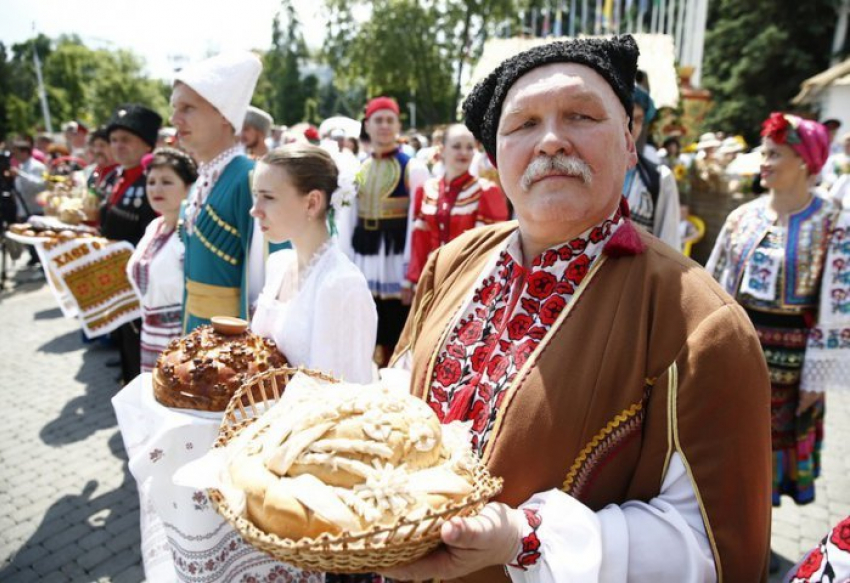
[[250, 143, 377, 384], [707, 113, 838, 571], [126, 148, 198, 372], [407, 124, 509, 288]]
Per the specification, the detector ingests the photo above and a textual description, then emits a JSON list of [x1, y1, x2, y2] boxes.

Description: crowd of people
[[1, 33, 849, 583]]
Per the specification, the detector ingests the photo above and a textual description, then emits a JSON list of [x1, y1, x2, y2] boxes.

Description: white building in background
[[794, 58, 850, 132], [466, 33, 680, 111], [496, 0, 709, 86]]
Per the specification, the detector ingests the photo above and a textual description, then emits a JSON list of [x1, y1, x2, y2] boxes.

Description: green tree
[[5, 35, 52, 134], [258, 1, 313, 126], [322, 0, 518, 127], [0, 43, 10, 140], [701, 0, 837, 144], [3, 35, 169, 136]]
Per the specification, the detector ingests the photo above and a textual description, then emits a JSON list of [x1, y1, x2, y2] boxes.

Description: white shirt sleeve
[[654, 166, 683, 251], [309, 273, 378, 384], [506, 453, 716, 583]]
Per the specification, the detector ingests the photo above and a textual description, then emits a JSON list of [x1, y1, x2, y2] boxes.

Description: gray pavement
[[0, 254, 848, 582]]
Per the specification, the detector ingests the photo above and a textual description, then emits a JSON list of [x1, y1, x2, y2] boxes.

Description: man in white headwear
[[241, 105, 273, 159], [171, 51, 285, 332]]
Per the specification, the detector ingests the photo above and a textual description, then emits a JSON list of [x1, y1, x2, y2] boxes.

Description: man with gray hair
[[241, 105, 273, 159], [384, 35, 771, 582]]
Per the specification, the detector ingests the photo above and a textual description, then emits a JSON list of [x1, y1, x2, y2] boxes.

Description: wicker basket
[[209, 366, 504, 573]]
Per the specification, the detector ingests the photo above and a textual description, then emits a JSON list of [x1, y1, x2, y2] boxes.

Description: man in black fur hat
[[383, 35, 770, 582], [102, 103, 162, 384], [102, 104, 161, 246]]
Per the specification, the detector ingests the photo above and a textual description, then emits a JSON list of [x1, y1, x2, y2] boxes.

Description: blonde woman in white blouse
[[250, 144, 377, 383]]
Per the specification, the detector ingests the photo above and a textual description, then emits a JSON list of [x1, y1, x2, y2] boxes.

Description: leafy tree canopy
[[701, 0, 837, 144], [2, 35, 169, 139]]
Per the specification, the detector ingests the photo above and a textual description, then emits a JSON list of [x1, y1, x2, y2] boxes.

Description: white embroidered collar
[[184, 144, 242, 235]]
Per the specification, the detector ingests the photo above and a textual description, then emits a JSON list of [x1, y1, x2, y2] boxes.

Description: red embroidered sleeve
[[477, 183, 510, 225], [507, 507, 543, 571], [407, 183, 429, 284]]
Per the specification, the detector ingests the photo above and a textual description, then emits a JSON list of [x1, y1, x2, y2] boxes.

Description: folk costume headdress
[[106, 104, 162, 149], [462, 35, 640, 167], [462, 35, 646, 256], [633, 84, 657, 124], [244, 106, 274, 134], [761, 113, 829, 176], [364, 96, 400, 120], [174, 51, 262, 133]]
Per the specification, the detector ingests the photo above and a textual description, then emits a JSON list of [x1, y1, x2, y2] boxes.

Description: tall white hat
[[174, 51, 262, 133]]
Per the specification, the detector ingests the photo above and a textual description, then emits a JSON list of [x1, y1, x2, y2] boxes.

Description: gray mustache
[[521, 154, 592, 190]]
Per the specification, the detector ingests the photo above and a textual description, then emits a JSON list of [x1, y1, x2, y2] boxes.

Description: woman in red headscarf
[[707, 113, 846, 572]]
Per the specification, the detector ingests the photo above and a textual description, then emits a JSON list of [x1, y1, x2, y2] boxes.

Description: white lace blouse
[[251, 239, 378, 384]]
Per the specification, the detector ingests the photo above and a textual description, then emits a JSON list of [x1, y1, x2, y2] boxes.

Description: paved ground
[[0, 253, 848, 582]]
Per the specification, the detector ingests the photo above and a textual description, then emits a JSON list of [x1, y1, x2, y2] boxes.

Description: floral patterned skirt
[[747, 309, 824, 506]]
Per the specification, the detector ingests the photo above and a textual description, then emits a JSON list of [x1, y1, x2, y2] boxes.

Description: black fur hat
[[463, 35, 639, 165], [106, 104, 162, 149]]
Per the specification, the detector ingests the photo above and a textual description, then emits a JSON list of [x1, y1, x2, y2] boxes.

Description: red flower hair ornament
[[761, 112, 829, 175]]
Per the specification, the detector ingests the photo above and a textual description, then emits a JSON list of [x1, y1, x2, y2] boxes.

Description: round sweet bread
[[153, 321, 286, 411], [226, 383, 475, 541]]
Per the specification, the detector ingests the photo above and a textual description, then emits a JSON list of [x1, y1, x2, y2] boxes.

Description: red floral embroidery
[[541, 249, 559, 267], [478, 381, 493, 402], [522, 531, 541, 553], [527, 271, 558, 299], [470, 400, 490, 432], [428, 210, 622, 453], [555, 280, 575, 295], [457, 319, 484, 345], [794, 547, 824, 579], [508, 507, 543, 571], [539, 296, 567, 325], [446, 342, 466, 359], [435, 358, 462, 386], [514, 340, 536, 368], [527, 326, 548, 341], [566, 254, 591, 284], [471, 345, 490, 372], [478, 281, 502, 305], [487, 354, 509, 379], [569, 238, 587, 254], [507, 313, 534, 339], [831, 516, 850, 552]]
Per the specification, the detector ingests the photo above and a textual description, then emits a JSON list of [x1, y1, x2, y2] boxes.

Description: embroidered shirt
[[184, 144, 241, 235], [407, 172, 509, 284], [428, 206, 623, 455]]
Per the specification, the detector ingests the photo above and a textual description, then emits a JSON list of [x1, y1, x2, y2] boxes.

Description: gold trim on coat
[[668, 361, 724, 583]]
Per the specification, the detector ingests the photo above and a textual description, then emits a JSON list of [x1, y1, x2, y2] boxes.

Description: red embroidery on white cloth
[[429, 207, 623, 454], [508, 507, 543, 571]]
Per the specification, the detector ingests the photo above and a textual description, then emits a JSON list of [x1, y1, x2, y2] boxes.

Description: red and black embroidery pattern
[[789, 516, 850, 582], [508, 507, 543, 571], [428, 208, 623, 454]]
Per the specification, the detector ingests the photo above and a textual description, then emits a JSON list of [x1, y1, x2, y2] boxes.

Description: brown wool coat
[[394, 221, 772, 583]]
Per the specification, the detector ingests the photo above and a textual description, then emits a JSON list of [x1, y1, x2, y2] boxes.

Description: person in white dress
[[126, 148, 197, 372], [250, 143, 378, 384]]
